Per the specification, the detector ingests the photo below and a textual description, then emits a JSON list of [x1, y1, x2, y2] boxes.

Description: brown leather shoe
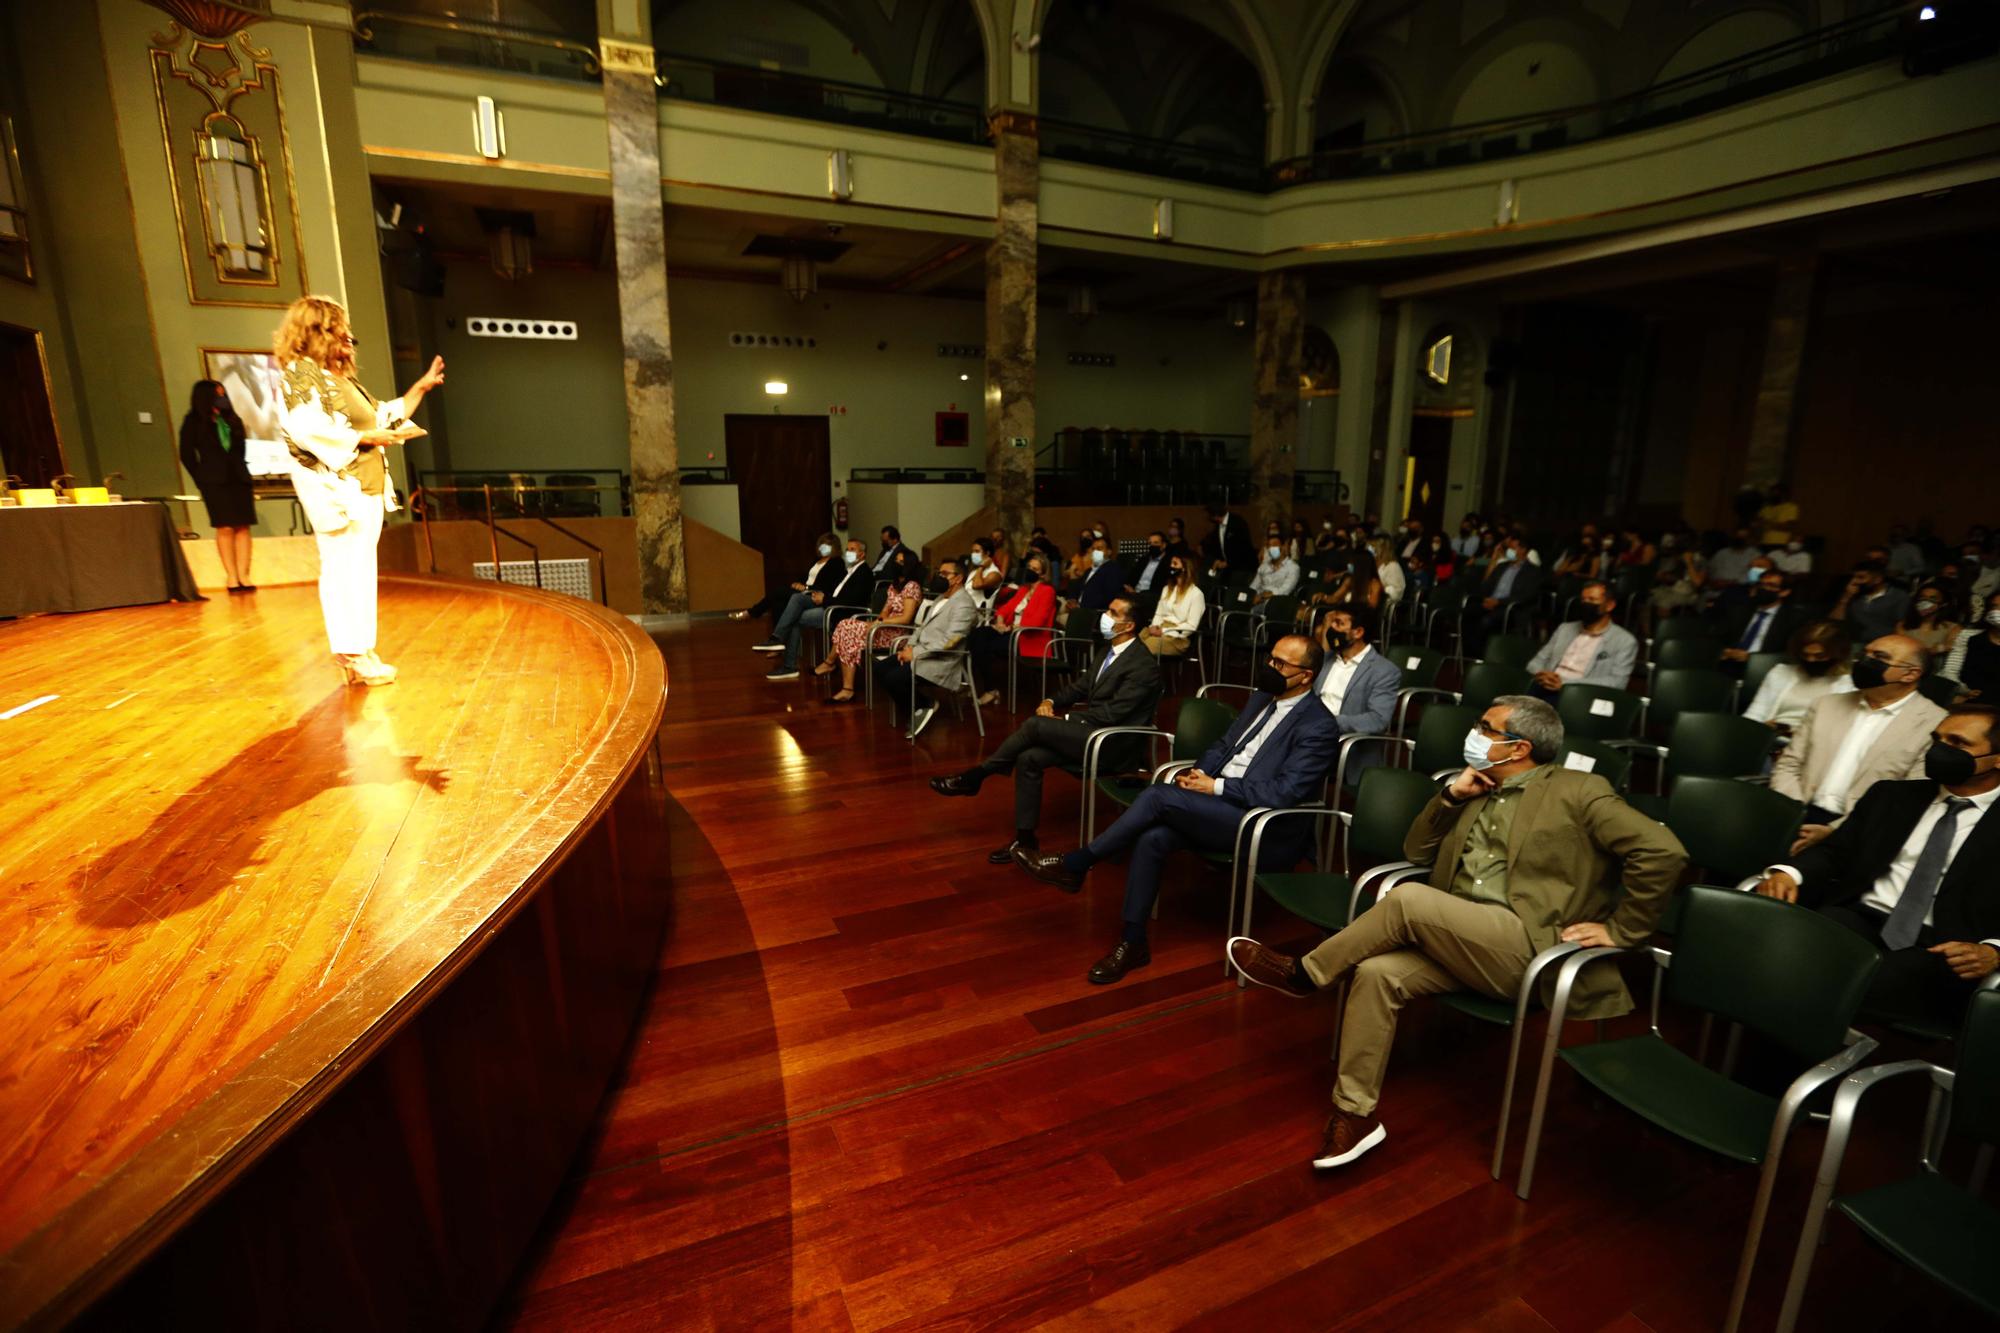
[[1228, 936, 1315, 997], [1312, 1109, 1386, 1170], [1013, 846, 1083, 892]]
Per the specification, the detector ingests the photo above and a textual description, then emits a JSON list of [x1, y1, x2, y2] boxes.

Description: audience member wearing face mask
[[743, 529, 846, 637], [1250, 533, 1300, 607], [1743, 619, 1856, 740], [1072, 538, 1125, 613], [1138, 556, 1206, 657], [1755, 703, 2000, 1032], [1940, 592, 2000, 703], [1899, 582, 1964, 664], [1526, 580, 1637, 698], [931, 597, 1162, 866]]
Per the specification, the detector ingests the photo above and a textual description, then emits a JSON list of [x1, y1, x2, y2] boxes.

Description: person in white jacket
[[274, 295, 444, 686], [1140, 557, 1206, 657]]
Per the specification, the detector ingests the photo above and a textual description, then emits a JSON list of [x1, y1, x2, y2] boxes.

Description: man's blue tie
[[1224, 700, 1278, 763], [1738, 608, 1770, 651], [1096, 647, 1115, 680]]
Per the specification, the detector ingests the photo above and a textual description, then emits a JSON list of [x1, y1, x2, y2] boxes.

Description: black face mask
[[1752, 588, 1782, 606], [1798, 659, 1835, 677], [1851, 656, 1890, 690], [1020, 567, 1040, 583], [1168, 566, 1184, 580], [1924, 741, 1988, 787], [928, 577, 950, 596], [1254, 664, 1293, 695], [1580, 602, 1607, 622], [1323, 630, 1348, 652]]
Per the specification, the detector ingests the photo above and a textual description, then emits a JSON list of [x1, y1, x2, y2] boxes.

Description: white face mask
[[1462, 728, 1503, 771], [969, 549, 985, 567], [1322, 521, 1334, 531], [1987, 610, 2000, 630], [1090, 549, 1106, 568], [843, 549, 859, 565], [1091, 528, 1105, 539], [818, 543, 833, 558], [1100, 612, 1117, 638], [1268, 545, 1283, 561]]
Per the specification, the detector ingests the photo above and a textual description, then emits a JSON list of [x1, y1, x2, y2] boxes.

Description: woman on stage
[[274, 295, 444, 686], [178, 379, 258, 592]]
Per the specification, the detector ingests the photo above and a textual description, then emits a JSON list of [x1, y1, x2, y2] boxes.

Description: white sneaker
[[909, 704, 937, 737], [751, 641, 784, 653]]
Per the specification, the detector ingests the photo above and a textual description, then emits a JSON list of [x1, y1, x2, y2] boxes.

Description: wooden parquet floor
[[496, 619, 1974, 1332]]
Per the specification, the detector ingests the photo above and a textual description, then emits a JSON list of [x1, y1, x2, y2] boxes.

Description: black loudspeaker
[[393, 246, 445, 298]]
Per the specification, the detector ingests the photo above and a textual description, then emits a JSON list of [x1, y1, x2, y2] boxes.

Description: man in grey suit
[[1527, 581, 1638, 698], [1312, 603, 1400, 785], [874, 556, 981, 737]]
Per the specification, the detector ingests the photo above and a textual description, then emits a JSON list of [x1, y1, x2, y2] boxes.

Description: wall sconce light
[[827, 149, 853, 201], [764, 380, 789, 396], [782, 254, 817, 302], [1152, 197, 1174, 242], [1066, 285, 1096, 322], [1496, 178, 1519, 227], [473, 95, 506, 159], [195, 121, 271, 276], [1226, 298, 1251, 331]]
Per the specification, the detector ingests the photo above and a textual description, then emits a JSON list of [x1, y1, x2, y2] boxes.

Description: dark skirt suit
[[179, 414, 257, 528]]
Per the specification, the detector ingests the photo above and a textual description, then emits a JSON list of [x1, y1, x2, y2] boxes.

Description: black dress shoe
[[929, 771, 983, 797], [988, 838, 1036, 865], [1087, 940, 1151, 985], [1013, 846, 1083, 892]]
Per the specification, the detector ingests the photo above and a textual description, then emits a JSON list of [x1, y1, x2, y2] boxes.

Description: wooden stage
[[0, 577, 667, 1328]]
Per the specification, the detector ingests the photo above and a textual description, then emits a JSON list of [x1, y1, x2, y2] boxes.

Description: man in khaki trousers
[[1230, 694, 1687, 1170]]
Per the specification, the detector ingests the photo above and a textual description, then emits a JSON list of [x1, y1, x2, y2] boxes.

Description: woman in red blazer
[[971, 551, 1057, 704]]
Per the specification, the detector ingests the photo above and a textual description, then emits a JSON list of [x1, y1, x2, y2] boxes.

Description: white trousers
[[315, 501, 384, 655]]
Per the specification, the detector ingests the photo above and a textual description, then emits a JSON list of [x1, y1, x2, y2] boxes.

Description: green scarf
[[215, 418, 234, 452]]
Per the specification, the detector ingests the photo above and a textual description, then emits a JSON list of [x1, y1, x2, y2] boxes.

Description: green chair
[[1481, 633, 1538, 672], [1241, 764, 1439, 938], [1776, 987, 2000, 1332], [1557, 682, 1643, 741], [1417, 585, 1469, 657], [1664, 776, 1803, 884], [1515, 886, 1882, 1333], [1650, 614, 1712, 647], [1383, 643, 1447, 735], [1740, 650, 1787, 707], [1651, 636, 1722, 674], [1458, 661, 1535, 712], [1079, 695, 1235, 842], [1644, 666, 1737, 734], [1622, 712, 1778, 817], [1405, 703, 1483, 778], [1553, 738, 1632, 792]]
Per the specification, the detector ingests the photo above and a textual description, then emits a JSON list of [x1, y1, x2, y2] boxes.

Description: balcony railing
[[656, 54, 989, 146], [354, 9, 601, 84], [1272, 4, 1909, 185], [353, 6, 1917, 188], [1037, 118, 1265, 192]]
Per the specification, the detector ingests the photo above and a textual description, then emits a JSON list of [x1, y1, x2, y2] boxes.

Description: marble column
[[984, 114, 1037, 555], [600, 39, 685, 614], [1743, 255, 1818, 489], [1249, 270, 1305, 534]]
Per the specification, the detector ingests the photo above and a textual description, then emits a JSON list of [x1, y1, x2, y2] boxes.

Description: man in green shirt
[[1230, 695, 1686, 1171]]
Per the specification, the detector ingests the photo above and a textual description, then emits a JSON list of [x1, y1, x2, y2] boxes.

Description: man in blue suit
[[1312, 604, 1401, 788], [1017, 634, 1342, 983]]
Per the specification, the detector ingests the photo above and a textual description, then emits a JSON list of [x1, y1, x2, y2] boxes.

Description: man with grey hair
[[1229, 694, 1686, 1172]]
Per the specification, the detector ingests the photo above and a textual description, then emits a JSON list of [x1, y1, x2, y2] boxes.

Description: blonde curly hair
[[272, 295, 352, 367]]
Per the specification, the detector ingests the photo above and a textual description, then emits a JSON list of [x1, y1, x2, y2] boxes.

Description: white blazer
[[278, 358, 409, 534]]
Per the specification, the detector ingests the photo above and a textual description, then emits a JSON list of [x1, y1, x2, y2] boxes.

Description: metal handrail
[[353, 9, 602, 74]]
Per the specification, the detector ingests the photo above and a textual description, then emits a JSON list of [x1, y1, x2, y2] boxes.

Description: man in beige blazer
[[1772, 633, 1945, 854], [1229, 694, 1686, 1171]]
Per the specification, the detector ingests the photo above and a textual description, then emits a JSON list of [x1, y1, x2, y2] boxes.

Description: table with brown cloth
[[0, 502, 204, 618]]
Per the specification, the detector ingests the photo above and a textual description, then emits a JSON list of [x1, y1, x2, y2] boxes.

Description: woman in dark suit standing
[[178, 379, 258, 592]]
